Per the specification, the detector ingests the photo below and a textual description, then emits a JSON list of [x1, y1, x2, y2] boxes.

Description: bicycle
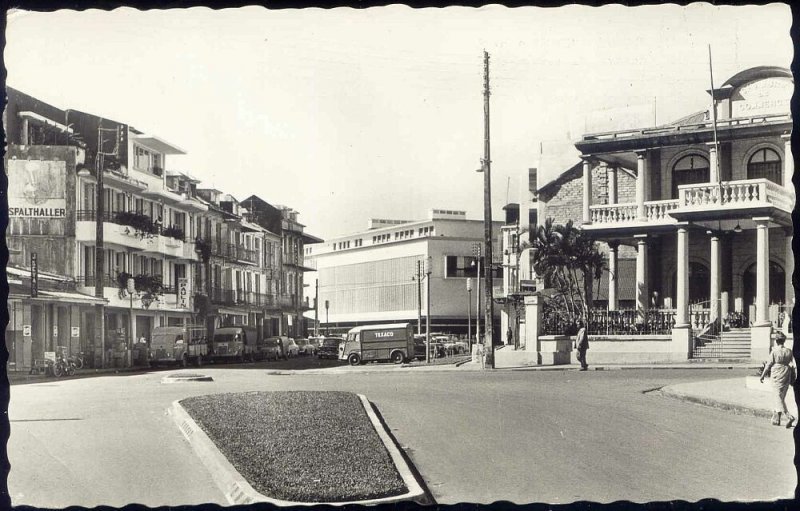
[[68, 351, 85, 370], [52, 348, 76, 377]]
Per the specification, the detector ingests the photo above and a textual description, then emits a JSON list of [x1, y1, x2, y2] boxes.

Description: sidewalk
[[659, 376, 798, 419], [6, 365, 149, 385]]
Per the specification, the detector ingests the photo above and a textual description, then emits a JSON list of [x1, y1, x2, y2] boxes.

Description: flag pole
[[708, 45, 721, 188]]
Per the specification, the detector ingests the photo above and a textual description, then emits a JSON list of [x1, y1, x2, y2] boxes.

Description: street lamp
[[471, 243, 481, 348], [325, 300, 330, 336]]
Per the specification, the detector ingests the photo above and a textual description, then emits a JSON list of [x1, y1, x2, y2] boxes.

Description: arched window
[[672, 154, 710, 198], [747, 147, 782, 184]]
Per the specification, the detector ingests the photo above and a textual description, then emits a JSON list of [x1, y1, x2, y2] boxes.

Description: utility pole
[[314, 279, 319, 336], [94, 122, 107, 369], [425, 256, 432, 364], [482, 50, 495, 369], [416, 260, 423, 336], [467, 277, 472, 352]]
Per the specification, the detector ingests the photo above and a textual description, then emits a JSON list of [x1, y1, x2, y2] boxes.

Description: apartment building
[[241, 195, 322, 338], [303, 209, 503, 337]]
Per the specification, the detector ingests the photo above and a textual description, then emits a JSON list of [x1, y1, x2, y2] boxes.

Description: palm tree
[[529, 218, 606, 331]]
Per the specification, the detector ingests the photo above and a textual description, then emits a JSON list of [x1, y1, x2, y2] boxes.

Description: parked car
[[255, 337, 282, 361], [296, 338, 317, 356], [305, 337, 320, 355], [412, 334, 445, 360], [283, 338, 300, 358], [317, 337, 341, 359], [265, 336, 294, 360]]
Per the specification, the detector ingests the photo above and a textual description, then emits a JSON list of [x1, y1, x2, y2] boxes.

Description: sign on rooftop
[[731, 77, 792, 118]]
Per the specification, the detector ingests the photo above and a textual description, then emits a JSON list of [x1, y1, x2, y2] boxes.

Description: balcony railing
[[590, 203, 638, 224], [587, 178, 794, 228], [588, 308, 676, 336], [77, 209, 188, 240], [679, 178, 794, 213], [645, 199, 680, 221]]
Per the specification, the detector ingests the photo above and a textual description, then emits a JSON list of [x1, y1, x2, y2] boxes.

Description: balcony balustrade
[[678, 178, 794, 214], [645, 199, 679, 221], [590, 203, 638, 224], [586, 178, 793, 229]]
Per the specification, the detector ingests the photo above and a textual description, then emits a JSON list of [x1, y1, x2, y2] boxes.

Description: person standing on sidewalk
[[575, 320, 589, 371], [760, 333, 796, 428]]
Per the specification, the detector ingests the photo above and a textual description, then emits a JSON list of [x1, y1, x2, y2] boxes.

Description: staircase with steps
[[692, 328, 751, 359]]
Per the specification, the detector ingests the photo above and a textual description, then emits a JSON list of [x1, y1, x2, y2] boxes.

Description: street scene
[[4, 3, 797, 508]]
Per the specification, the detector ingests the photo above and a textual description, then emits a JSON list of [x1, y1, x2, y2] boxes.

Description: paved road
[[8, 364, 796, 507]]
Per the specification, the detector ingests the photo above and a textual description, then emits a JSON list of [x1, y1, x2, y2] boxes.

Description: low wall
[[570, 335, 686, 364]]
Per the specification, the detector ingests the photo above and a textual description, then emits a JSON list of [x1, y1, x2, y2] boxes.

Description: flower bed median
[[180, 391, 406, 503]]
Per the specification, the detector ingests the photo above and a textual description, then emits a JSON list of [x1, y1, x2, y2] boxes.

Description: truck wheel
[[348, 353, 361, 366], [391, 351, 404, 364]]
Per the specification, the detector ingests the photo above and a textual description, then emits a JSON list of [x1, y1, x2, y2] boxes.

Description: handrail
[[581, 113, 791, 141]]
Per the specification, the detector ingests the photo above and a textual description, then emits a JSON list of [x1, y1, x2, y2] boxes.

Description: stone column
[[635, 236, 648, 313], [582, 157, 592, 224], [782, 133, 792, 188], [672, 226, 692, 360], [20, 118, 29, 145], [751, 217, 774, 359], [636, 151, 648, 220], [608, 241, 619, 311], [709, 232, 721, 323], [675, 227, 690, 327], [707, 143, 719, 184], [607, 166, 617, 205], [754, 217, 771, 326], [523, 294, 540, 355]]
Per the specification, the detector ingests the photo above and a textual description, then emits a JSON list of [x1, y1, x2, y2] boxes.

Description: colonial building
[[240, 196, 321, 338], [511, 66, 794, 365], [303, 209, 503, 336], [5, 87, 204, 368]]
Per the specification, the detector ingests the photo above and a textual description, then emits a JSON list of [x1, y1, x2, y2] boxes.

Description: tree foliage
[[528, 218, 606, 332]]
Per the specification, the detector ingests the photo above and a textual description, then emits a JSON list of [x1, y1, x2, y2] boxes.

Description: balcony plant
[[115, 271, 163, 303], [114, 211, 157, 239], [162, 224, 185, 241]]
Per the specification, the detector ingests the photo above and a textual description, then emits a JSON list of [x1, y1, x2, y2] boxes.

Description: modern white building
[[304, 209, 503, 336]]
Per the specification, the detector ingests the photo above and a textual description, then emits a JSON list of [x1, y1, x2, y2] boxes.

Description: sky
[[5, 4, 793, 239]]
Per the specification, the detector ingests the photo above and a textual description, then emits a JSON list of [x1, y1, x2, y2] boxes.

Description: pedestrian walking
[[575, 320, 589, 371], [759, 332, 796, 428], [506, 327, 513, 346]]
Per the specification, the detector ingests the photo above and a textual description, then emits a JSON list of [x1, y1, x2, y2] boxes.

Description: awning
[[131, 134, 186, 155]]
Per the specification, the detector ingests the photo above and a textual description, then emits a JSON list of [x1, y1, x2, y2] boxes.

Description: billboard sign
[[177, 278, 190, 309], [8, 159, 67, 218]]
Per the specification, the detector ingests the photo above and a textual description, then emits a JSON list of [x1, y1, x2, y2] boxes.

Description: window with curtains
[[671, 154, 710, 198], [747, 147, 782, 185]]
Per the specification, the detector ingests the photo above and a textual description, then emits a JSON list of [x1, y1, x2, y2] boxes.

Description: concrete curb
[[161, 373, 214, 384], [656, 386, 773, 419], [170, 394, 425, 506]]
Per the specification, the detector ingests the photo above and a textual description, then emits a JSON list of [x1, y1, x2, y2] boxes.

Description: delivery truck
[[149, 326, 208, 367], [339, 323, 414, 365]]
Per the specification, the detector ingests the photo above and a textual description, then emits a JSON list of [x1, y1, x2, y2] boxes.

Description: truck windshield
[[214, 334, 238, 343]]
